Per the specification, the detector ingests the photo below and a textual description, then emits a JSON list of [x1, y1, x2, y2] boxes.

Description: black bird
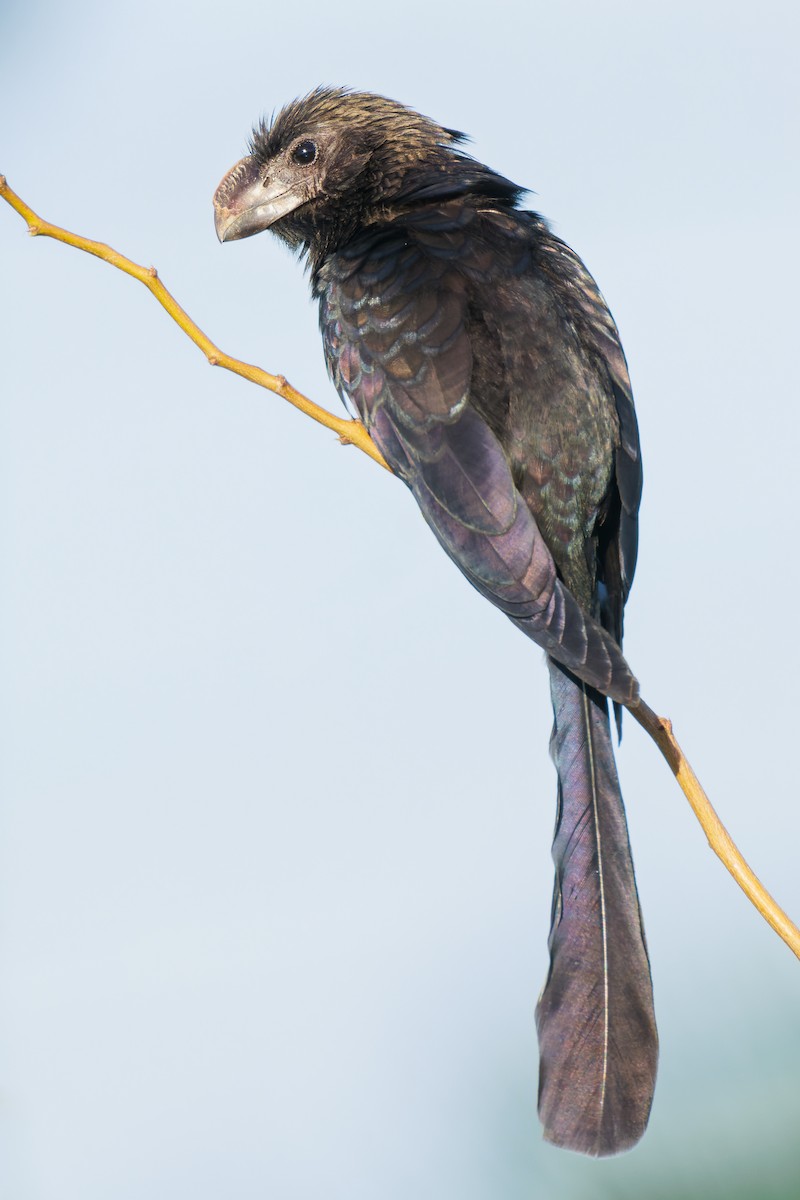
[[213, 87, 658, 1156]]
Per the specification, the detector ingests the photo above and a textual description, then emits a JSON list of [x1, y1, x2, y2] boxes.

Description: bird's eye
[[291, 140, 317, 165]]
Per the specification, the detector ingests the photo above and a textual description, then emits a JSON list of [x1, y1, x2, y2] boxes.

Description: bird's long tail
[[536, 658, 658, 1156]]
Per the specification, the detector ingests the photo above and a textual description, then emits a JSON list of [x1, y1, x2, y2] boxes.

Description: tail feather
[[537, 658, 658, 1156]]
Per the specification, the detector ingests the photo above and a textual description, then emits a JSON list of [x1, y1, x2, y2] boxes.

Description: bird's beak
[[213, 155, 307, 243]]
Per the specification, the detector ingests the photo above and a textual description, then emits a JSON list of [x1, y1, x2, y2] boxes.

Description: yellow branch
[[2, 174, 798, 961], [0, 175, 390, 473], [630, 699, 800, 957]]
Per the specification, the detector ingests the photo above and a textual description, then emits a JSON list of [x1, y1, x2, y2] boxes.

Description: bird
[[213, 86, 658, 1156]]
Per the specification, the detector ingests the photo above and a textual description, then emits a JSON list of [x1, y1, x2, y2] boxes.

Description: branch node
[[148, 266, 158, 279], [28, 224, 40, 237], [275, 374, 288, 390], [207, 353, 219, 366]]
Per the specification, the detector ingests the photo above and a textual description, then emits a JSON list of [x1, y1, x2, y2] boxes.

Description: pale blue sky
[[2, 2, 799, 1197]]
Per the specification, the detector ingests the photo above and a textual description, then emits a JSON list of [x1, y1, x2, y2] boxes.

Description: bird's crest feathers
[[248, 86, 467, 165]]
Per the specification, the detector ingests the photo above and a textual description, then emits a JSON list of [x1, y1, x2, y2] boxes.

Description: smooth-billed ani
[[213, 86, 658, 1157]]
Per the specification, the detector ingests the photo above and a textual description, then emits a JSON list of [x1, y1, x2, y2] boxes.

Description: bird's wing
[[319, 216, 637, 704], [537, 236, 643, 631]]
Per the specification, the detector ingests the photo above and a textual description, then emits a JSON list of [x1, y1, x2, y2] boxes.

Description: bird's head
[[213, 86, 520, 264]]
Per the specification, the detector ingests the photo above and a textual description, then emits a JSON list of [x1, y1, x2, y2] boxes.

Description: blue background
[[2, 2, 799, 1196]]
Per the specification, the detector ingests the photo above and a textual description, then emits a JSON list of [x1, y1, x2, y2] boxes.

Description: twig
[[630, 699, 800, 958], [0, 176, 390, 473], [2, 174, 798, 962]]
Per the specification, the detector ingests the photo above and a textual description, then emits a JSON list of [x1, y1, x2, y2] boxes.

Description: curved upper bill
[[213, 155, 305, 242]]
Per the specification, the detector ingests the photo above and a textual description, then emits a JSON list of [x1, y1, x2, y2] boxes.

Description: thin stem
[[2, 174, 798, 961], [0, 175, 390, 472], [629, 698, 800, 958]]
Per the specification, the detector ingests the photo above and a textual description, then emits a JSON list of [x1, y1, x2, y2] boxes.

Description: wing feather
[[319, 213, 639, 704]]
